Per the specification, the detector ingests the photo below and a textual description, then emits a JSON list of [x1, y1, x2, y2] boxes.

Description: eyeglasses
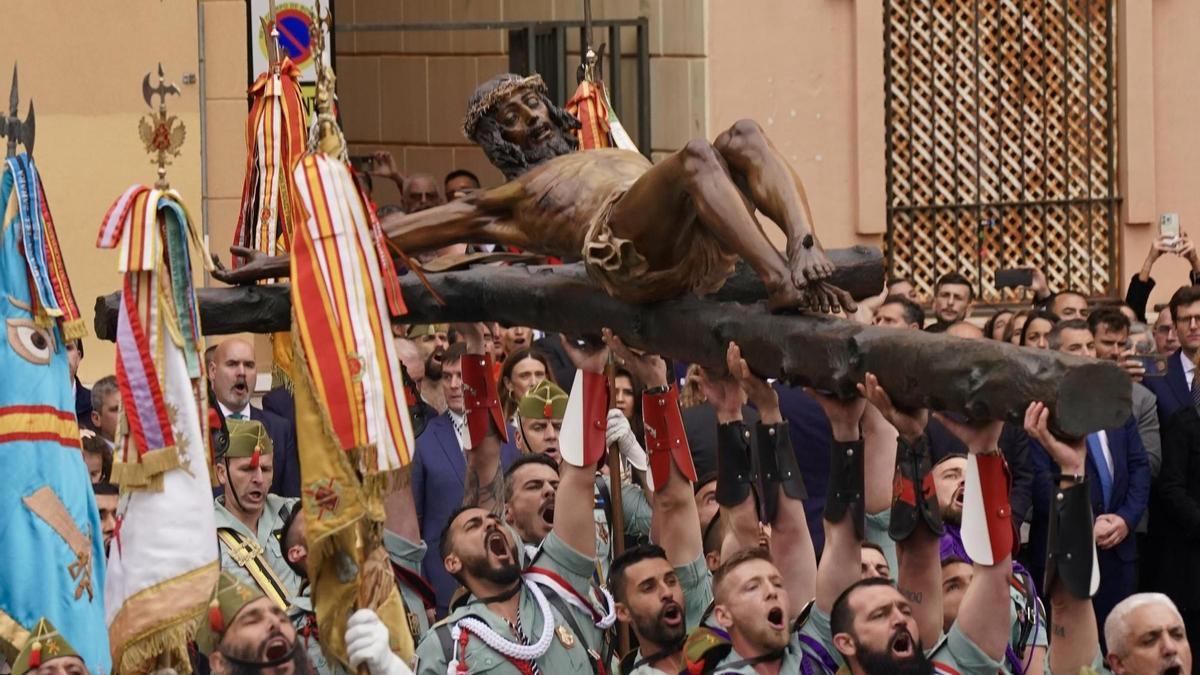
[[1156, 325, 1177, 335], [1175, 315, 1200, 327]]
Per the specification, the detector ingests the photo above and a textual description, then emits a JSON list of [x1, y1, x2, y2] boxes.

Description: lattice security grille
[[883, 0, 1118, 304]]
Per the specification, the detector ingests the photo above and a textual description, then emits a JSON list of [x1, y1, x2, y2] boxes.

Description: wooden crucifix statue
[[215, 73, 855, 314]]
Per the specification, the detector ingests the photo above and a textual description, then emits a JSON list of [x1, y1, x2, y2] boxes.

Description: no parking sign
[[247, 0, 334, 114]]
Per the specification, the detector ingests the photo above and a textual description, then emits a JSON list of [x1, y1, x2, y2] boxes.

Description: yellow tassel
[[60, 318, 88, 342]]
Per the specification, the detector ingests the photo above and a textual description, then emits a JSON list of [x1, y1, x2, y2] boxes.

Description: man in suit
[[1029, 321, 1151, 637], [1142, 285, 1200, 426], [90, 375, 121, 452], [410, 342, 519, 616], [1149, 404, 1200, 656], [66, 340, 92, 427], [208, 339, 300, 498], [1089, 308, 1162, 478]]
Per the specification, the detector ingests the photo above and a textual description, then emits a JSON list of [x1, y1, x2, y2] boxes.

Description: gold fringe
[[113, 616, 198, 675], [111, 446, 180, 492], [60, 318, 87, 342], [270, 365, 293, 392]]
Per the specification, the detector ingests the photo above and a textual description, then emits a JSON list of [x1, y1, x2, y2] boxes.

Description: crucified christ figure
[[216, 73, 854, 313]]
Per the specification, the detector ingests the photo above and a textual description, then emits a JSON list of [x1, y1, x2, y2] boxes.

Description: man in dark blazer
[[208, 339, 301, 498], [1141, 285, 1200, 425], [1150, 406, 1200, 654], [1029, 416, 1150, 637], [411, 345, 519, 616], [67, 340, 93, 428]]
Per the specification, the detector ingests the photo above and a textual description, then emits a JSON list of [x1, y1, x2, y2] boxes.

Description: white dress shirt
[[448, 409, 469, 452], [1183, 351, 1197, 391], [219, 401, 252, 420]]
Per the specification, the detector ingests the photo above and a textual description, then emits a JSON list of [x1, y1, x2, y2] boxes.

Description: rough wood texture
[[95, 249, 1128, 435]]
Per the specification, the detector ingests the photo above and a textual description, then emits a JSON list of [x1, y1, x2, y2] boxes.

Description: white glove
[[606, 409, 648, 472], [345, 609, 413, 675]]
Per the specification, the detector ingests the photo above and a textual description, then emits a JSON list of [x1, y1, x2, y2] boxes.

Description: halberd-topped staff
[[99, 62, 220, 675]]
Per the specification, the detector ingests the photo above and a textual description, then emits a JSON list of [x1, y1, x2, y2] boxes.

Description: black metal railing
[[333, 18, 652, 155]]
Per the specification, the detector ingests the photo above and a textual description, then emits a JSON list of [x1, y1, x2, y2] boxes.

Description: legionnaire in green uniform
[[598, 335, 710, 675], [511, 379, 652, 581], [213, 419, 302, 611], [9, 618, 86, 675], [196, 571, 413, 675], [815, 380, 1027, 675], [414, 333, 620, 675], [863, 442, 1048, 670], [681, 343, 850, 674]]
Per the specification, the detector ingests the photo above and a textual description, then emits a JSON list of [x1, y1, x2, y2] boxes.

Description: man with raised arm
[[860, 374, 1048, 674], [829, 396, 1014, 673], [413, 325, 616, 675], [682, 342, 854, 673], [606, 334, 711, 675]]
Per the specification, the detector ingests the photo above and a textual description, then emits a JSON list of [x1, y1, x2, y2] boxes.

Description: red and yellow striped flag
[[565, 78, 638, 151]]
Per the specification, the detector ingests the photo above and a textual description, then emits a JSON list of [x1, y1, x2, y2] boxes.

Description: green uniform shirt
[[414, 530, 602, 675], [926, 623, 1005, 674], [865, 508, 899, 580], [593, 476, 653, 582], [714, 606, 840, 673], [289, 588, 344, 675], [213, 494, 302, 604], [384, 530, 434, 640], [625, 554, 713, 675]]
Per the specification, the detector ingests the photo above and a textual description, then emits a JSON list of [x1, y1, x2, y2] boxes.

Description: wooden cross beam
[[93, 248, 1129, 436]]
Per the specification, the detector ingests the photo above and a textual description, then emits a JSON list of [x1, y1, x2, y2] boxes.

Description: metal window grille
[[883, 0, 1119, 304]]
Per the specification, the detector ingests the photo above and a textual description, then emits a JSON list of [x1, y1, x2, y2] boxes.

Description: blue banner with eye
[[0, 155, 110, 674]]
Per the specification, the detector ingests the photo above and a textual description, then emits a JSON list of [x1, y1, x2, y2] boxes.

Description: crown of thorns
[[462, 74, 548, 140]]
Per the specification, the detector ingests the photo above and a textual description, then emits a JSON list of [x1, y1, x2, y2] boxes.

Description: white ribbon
[[446, 579, 555, 675], [524, 569, 617, 630]]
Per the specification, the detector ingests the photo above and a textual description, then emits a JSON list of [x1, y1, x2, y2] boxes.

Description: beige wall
[[708, 1, 867, 251], [6, 0, 1200, 388], [709, 0, 1200, 312], [335, 0, 707, 208], [0, 1, 204, 385]]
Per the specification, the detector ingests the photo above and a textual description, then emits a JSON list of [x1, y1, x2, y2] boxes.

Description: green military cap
[[405, 324, 448, 339], [11, 618, 79, 674], [518, 380, 568, 420], [219, 418, 274, 461], [195, 571, 266, 655]]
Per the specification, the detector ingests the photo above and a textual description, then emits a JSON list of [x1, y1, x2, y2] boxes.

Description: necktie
[[508, 611, 543, 675], [230, 412, 246, 420], [1191, 369, 1200, 409], [1086, 432, 1113, 511]]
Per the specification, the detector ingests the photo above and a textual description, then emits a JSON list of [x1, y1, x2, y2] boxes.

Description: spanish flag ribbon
[[565, 78, 639, 152], [97, 186, 212, 490], [233, 57, 308, 262], [289, 151, 415, 667]]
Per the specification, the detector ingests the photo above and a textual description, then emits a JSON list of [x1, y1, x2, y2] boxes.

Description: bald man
[[404, 173, 467, 262], [208, 338, 300, 497]]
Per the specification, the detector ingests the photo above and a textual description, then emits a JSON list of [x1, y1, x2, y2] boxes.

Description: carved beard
[[516, 125, 579, 170]]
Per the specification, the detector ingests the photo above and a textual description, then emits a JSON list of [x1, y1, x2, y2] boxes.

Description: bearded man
[[196, 571, 411, 675], [217, 74, 853, 314]]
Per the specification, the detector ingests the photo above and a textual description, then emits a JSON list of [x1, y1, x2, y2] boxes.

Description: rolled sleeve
[[676, 554, 713, 631]]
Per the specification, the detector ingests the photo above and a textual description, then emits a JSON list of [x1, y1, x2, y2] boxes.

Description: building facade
[[1, 0, 1194, 382]]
